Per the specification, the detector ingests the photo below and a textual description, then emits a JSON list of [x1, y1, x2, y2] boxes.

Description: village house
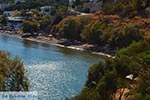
[[2, 10, 24, 30], [40, 6, 56, 15], [0, 3, 14, 11], [7, 16, 24, 30], [3, 11, 14, 16]]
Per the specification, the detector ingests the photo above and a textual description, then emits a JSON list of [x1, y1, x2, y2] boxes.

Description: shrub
[[0, 51, 29, 91]]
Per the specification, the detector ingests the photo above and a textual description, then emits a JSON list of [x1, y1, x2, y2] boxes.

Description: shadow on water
[[57, 46, 104, 62], [1, 35, 8, 43], [22, 39, 51, 50], [22, 39, 40, 48], [57, 46, 79, 55], [40, 43, 50, 48]]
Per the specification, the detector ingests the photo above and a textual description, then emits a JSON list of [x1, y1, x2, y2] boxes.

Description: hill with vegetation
[[57, 0, 150, 100], [73, 39, 150, 100], [6, 0, 68, 10], [102, 0, 150, 18], [51, 12, 149, 49]]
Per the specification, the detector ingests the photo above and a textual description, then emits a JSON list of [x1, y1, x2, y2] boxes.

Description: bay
[[0, 34, 103, 100]]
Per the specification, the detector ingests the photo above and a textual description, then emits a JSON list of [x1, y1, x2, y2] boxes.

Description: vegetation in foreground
[[73, 40, 150, 100], [71, 1, 150, 99], [0, 51, 29, 91]]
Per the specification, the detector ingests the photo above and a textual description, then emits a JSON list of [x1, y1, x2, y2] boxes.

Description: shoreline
[[0, 31, 115, 58]]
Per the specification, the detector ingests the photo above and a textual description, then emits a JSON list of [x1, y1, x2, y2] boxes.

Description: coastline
[[0, 31, 115, 58]]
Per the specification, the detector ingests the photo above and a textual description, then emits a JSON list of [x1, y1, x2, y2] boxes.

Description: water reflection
[[57, 46, 78, 55], [40, 43, 50, 48], [22, 39, 39, 48], [1, 35, 8, 43]]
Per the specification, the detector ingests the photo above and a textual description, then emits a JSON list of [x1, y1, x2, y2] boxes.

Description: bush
[[56, 16, 92, 40], [102, 0, 148, 17], [23, 20, 39, 33], [0, 51, 29, 91], [58, 18, 81, 40], [40, 15, 51, 32], [81, 21, 106, 44], [74, 40, 150, 100]]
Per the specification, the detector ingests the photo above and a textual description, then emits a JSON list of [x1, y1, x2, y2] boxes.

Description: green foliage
[[55, 14, 144, 49], [58, 5, 68, 12], [137, 51, 150, 66], [73, 0, 90, 6], [117, 40, 150, 57], [86, 62, 104, 85], [102, 0, 149, 17], [0, 51, 29, 91], [81, 20, 144, 47], [60, 19, 81, 39], [0, 15, 7, 24], [40, 15, 51, 32], [81, 21, 105, 44], [57, 17, 84, 40], [6, 0, 68, 10], [75, 57, 123, 100], [30, 9, 40, 15], [96, 69, 117, 100], [0, 0, 14, 3], [23, 20, 39, 33], [75, 40, 150, 100], [108, 24, 144, 48]]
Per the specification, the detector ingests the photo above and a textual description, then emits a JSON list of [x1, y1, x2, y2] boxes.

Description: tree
[[23, 20, 39, 33], [40, 15, 51, 32], [30, 9, 40, 16], [81, 21, 105, 44], [127, 68, 150, 100], [0, 51, 29, 91], [96, 69, 118, 100], [58, 18, 81, 40], [74, 39, 150, 100]]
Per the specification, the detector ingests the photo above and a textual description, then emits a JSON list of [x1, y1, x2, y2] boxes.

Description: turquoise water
[[0, 34, 103, 100]]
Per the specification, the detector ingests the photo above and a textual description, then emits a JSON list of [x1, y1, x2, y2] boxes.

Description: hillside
[[51, 12, 149, 51], [54, 0, 150, 100], [6, 0, 68, 10], [73, 40, 150, 100]]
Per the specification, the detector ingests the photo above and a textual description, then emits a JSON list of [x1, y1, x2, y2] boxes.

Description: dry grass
[[114, 88, 129, 100]]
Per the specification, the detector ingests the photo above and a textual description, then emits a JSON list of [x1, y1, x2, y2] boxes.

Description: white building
[[82, 1, 102, 13], [3, 11, 14, 16], [40, 6, 56, 15], [7, 16, 24, 29], [0, 3, 14, 11]]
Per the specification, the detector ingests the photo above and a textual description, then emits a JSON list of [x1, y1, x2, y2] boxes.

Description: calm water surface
[[0, 34, 103, 100]]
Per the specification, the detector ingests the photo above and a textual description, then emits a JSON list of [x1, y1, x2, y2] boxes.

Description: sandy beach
[[0, 30, 115, 58]]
